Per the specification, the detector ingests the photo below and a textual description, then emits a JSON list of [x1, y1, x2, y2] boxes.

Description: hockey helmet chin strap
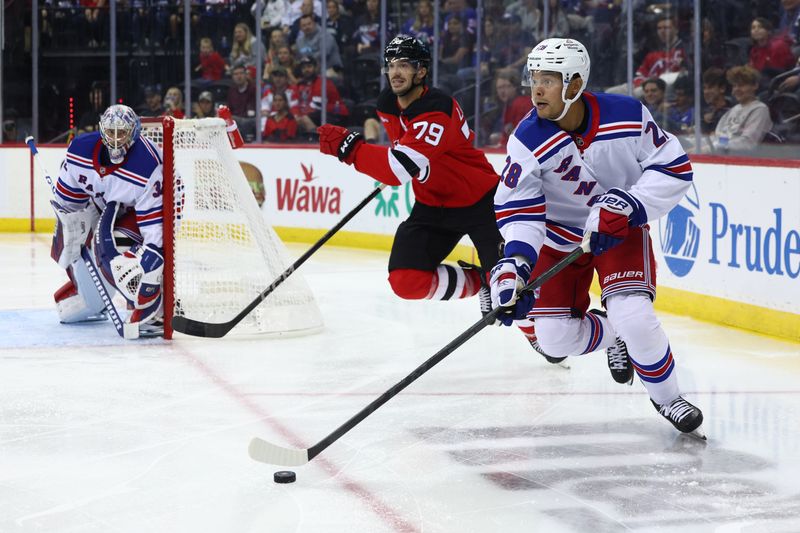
[[554, 78, 583, 122]]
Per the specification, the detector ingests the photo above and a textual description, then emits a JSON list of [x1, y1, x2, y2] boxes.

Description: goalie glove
[[50, 200, 99, 269], [585, 188, 640, 256], [94, 201, 163, 310], [317, 124, 364, 165], [108, 243, 164, 310], [489, 256, 535, 327]]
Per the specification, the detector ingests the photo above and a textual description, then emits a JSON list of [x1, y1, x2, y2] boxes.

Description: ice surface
[[1, 233, 799, 533]]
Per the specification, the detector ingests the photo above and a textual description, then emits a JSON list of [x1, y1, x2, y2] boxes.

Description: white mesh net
[[141, 117, 323, 336]]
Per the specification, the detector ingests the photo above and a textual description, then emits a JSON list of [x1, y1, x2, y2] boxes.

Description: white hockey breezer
[[140, 117, 323, 338]]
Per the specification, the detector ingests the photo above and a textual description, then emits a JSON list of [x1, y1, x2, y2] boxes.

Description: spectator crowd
[[5, 0, 800, 154]]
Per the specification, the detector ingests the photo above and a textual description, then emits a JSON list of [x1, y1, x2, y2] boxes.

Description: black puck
[[274, 470, 296, 484]]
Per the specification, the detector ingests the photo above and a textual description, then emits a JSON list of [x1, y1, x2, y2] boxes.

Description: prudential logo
[[659, 182, 701, 277]]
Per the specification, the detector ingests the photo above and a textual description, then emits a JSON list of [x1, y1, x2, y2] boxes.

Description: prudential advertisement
[[653, 162, 800, 315]]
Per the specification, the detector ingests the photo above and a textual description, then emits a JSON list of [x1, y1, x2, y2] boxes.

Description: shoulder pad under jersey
[[403, 87, 453, 120]]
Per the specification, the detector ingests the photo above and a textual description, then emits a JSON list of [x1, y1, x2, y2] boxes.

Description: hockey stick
[[25, 136, 138, 340], [171, 184, 388, 338], [248, 235, 592, 466]]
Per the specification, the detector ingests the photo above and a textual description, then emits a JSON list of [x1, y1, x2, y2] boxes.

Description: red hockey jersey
[[352, 87, 499, 208]]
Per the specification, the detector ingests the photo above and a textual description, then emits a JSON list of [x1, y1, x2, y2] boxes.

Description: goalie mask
[[523, 38, 590, 121], [99, 104, 141, 164]]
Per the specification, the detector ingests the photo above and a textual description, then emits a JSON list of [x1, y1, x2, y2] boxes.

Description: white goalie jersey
[[55, 131, 165, 248], [494, 92, 693, 262]]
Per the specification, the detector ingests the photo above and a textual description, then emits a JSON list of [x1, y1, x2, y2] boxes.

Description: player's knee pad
[[534, 317, 585, 357], [388, 268, 435, 300]]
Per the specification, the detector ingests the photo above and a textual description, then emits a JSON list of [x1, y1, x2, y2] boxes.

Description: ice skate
[[585, 309, 633, 385], [606, 337, 634, 385], [529, 335, 570, 369], [457, 260, 492, 320], [137, 318, 164, 338], [652, 396, 706, 440]]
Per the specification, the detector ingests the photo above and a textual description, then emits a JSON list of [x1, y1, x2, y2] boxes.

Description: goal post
[[141, 116, 324, 339]]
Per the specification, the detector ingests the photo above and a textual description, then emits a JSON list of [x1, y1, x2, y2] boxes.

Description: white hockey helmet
[[524, 38, 590, 121], [99, 104, 141, 164]]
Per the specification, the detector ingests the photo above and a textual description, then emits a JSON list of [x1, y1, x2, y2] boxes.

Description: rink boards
[[1, 144, 798, 341]]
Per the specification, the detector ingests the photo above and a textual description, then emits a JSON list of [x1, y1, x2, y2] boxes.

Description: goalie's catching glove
[[94, 202, 163, 327], [317, 124, 364, 165], [585, 188, 637, 256], [489, 256, 535, 326]]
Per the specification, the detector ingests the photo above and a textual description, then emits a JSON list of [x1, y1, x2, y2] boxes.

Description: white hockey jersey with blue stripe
[[55, 132, 165, 248], [494, 91, 693, 262]]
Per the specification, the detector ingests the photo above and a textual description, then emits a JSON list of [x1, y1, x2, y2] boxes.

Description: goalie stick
[[248, 234, 593, 466], [25, 136, 138, 340], [171, 184, 388, 338]]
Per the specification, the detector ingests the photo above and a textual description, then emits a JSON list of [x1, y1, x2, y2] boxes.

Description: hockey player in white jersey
[[51, 104, 165, 337], [490, 38, 704, 437]]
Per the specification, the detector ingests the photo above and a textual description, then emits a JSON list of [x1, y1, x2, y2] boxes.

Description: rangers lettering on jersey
[[55, 131, 165, 248], [495, 92, 692, 260]]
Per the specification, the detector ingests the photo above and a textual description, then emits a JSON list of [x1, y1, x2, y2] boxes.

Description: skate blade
[[686, 424, 707, 441], [552, 360, 571, 370]]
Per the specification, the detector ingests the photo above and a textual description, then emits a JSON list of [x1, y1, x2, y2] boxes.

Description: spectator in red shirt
[[162, 86, 186, 119], [263, 93, 298, 142], [749, 17, 796, 79], [484, 68, 531, 146], [607, 15, 687, 96], [293, 55, 349, 132], [261, 66, 298, 116], [195, 37, 226, 82], [632, 16, 687, 89]]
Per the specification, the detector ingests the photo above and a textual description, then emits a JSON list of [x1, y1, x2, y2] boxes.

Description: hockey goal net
[[141, 117, 323, 339]]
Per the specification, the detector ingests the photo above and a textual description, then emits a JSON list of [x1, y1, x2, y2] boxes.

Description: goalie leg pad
[[50, 201, 99, 269], [54, 263, 110, 323]]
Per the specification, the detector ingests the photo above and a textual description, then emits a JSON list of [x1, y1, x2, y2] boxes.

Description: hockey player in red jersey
[[317, 34, 552, 361], [490, 38, 705, 437]]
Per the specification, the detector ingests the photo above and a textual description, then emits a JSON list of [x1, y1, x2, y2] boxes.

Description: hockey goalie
[[51, 104, 165, 338]]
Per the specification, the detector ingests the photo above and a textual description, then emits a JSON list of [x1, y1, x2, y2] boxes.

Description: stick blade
[[248, 437, 309, 466], [171, 316, 230, 338]]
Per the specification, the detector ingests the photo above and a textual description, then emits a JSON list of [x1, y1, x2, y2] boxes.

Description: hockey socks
[[388, 266, 483, 300]]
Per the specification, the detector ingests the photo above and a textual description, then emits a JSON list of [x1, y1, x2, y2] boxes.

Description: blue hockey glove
[[585, 188, 638, 256], [489, 256, 535, 326]]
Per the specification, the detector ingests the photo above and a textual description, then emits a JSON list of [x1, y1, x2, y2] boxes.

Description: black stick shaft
[[306, 242, 587, 461], [172, 184, 386, 337]]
